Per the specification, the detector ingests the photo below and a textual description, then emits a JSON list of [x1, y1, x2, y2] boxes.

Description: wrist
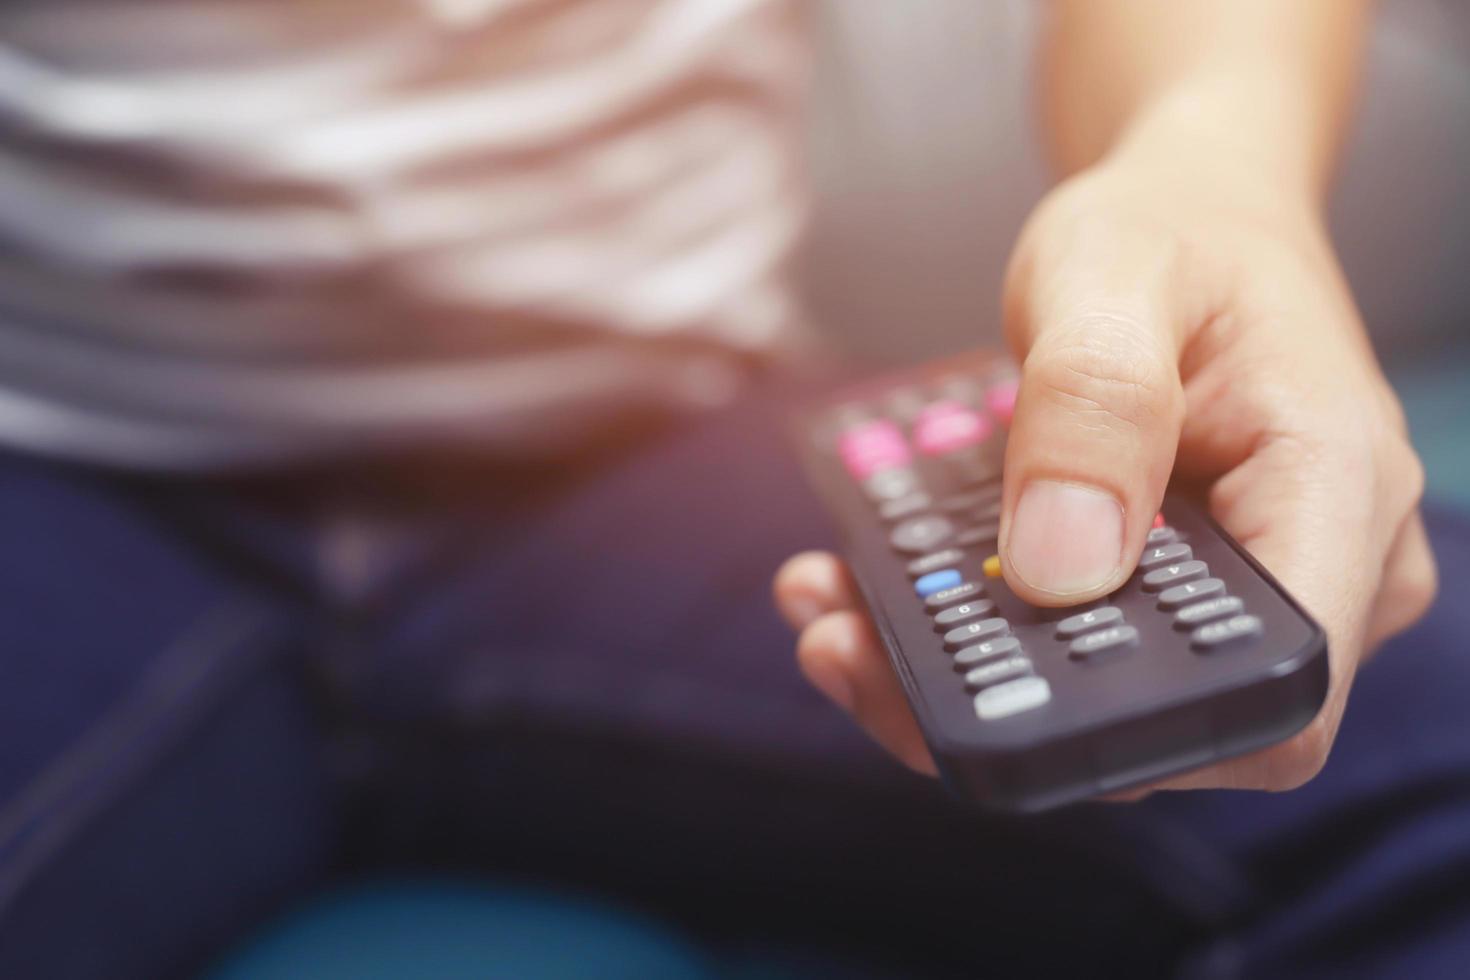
[[1105, 71, 1337, 215]]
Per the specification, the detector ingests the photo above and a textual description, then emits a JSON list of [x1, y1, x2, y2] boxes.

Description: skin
[[773, 0, 1438, 795]]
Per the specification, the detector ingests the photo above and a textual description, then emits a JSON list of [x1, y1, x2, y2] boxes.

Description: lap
[[0, 456, 328, 980]]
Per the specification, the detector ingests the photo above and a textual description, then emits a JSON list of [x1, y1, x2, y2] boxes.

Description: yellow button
[[983, 554, 1002, 578]]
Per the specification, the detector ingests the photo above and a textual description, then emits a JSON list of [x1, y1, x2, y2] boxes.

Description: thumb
[[998, 231, 1187, 606]]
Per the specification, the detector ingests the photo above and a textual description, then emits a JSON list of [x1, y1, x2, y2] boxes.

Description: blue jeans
[[2, 388, 1468, 979]]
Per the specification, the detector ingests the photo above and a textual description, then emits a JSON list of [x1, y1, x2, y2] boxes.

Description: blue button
[[914, 569, 963, 597]]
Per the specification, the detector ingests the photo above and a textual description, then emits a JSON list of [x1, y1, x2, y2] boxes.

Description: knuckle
[[1027, 318, 1182, 436]]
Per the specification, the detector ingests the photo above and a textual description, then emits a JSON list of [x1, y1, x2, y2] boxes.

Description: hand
[[774, 127, 1437, 794]]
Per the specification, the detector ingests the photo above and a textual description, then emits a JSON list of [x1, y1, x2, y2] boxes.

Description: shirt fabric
[[0, 0, 809, 468]]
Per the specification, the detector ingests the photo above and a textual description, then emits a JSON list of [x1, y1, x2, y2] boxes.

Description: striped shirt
[[0, 0, 809, 468]]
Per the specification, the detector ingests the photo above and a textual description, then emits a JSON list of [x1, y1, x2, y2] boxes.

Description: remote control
[[795, 352, 1328, 812]]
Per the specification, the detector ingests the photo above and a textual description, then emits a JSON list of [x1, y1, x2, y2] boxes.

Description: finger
[[773, 551, 860, 631], [1000, 221, 1187, 606], [1364, 510, 1437, 652], [796, 611, 936, 776]]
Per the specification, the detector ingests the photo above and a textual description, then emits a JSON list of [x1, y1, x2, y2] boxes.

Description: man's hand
[[773, 110, 1437, 795]]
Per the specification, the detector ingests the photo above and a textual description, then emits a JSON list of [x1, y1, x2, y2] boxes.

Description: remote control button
[[840, 421, 911, 479], [1069, 624, 1139, 659], [1142, 560, 1208, 592], [889, 515, 955, 554], [1192, 614, 1263, 650], [907, 548, 966, 579], [864, 467, 921, 502], [879, 492, 932, 522], [948, 453, 1003, 488], [953, 635, 1021, 668], [1174, 595, 1244, 629], [983, 379, 1019, 425], [1139, 542, 1193, 570], [971, 498, 1003, 522], [933, 600, 998, 630], [1146, 526, 1177, 546], [974, 675, 1050, 721], [1055, 606, 1124, 639], [944, 617, 1009, 652], [982, 554, 1003, 578], [939, 488, 1001, 513], [914, 569, 964, 598], [1152, 512, 1166, 529], [923, 581, 984, 612], [957, 522, 1000, 547], [884, 386, 930, 422], [914, 400, 993, 456], [964, 655, 1033, 692], [1157, 577, 1226, 610]]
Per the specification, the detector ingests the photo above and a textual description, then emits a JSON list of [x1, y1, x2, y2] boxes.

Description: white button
[[974, 676, 1052, 721]]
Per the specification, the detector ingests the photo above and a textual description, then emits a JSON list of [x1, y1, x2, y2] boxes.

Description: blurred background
[[805, 0, 1470, 507]]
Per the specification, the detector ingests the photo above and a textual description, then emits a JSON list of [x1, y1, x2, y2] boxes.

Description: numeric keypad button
[[1139, 542, 1193, 570], [1174, 596, 1244, 629], [953, 636, 1022, 669], [943, 618, 1010, 652], [889, 515, 955, 554], [933, 600, 998, 630], [1055, 606, 1123, 639], [1192, 614, 1263, 650], [1142, 560, 1209, 592], [1157, 577, 1225, 610], [1068, 624, 1139, 659]]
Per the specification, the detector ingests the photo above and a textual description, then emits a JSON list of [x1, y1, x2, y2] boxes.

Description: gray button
[[1146, 526, 1177, 546], [889, 515, 955, 554], [944, 617, 1010, 652], [907, 548, 966, 579], [1192, 614, 1263, 650], [1069, 624, 1139, 659], [974, 676, 1052, 721], [953, 636, 1022, 669], [949, 454, 1002, 487], [1055, 606, 1124, 638], [885, 386, 930, 422], [933, 599, 998, 630], [972, 498, 1004, 522], [1139, 542, 1193, 570], [964, 655, 1033, 691], [1158, 577, 1225, 610], [864, 468, 921, 502], [956, 522, 1000, 547], [1174, 596, 1244, 629], [923, 581, 984, 612], [940, 488, 1001, 513], [879, 492, 932, 522], [1142, 560, 1209, 592]]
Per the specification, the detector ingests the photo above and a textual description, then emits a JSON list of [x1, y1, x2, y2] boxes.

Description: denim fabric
[[1, 388, 1468, 979]]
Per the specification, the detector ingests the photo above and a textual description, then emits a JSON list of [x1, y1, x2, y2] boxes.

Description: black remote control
[[795, 352, 1328, 811]]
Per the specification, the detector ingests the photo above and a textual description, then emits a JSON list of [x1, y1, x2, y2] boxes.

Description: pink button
[[985, 379, 1019, 425], [839, 420, 911, 478], [913, 400, 992, 456]]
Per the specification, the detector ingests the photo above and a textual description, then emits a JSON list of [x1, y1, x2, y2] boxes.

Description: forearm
[[1042, 0, 1373, 200]]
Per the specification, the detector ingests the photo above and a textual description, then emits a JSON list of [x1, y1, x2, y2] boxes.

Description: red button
[[985, 379, 1019, 424], [839, 420, 911, 478], [913, 400, 992, 456]]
